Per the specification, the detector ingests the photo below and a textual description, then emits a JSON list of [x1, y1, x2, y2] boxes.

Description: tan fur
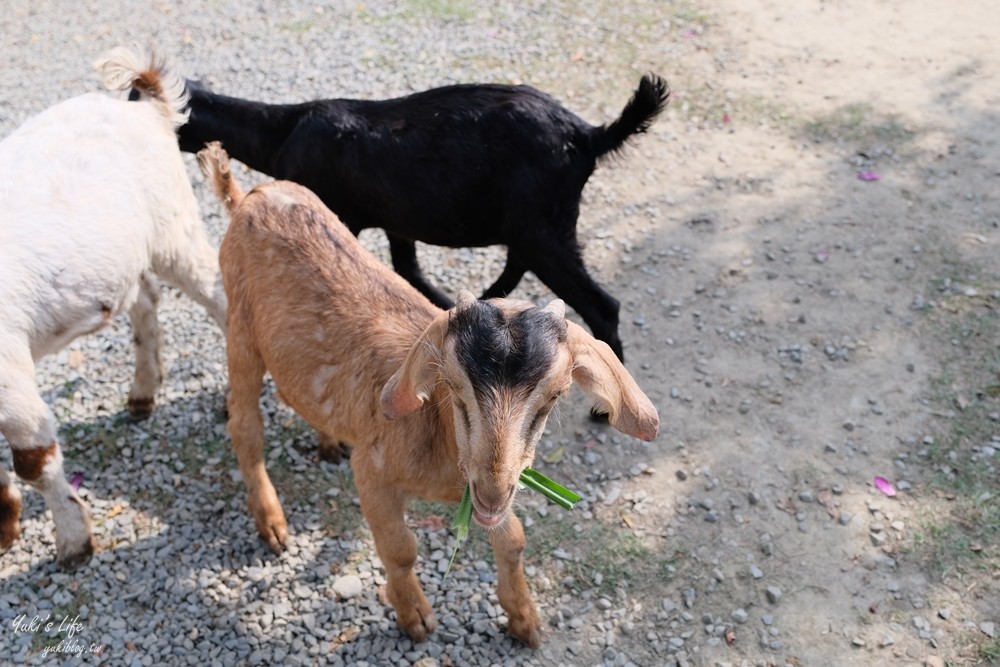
[[196, 142, 243, 212], [200, 146, 659, 647]]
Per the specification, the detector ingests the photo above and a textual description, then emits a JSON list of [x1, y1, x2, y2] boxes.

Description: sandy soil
[[545, 1, 1000, 664]]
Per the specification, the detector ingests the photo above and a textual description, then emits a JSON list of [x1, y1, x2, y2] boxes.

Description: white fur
[[0, 46, 225, 566]]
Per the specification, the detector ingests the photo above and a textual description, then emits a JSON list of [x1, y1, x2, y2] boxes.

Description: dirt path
[[530, 1, 1000, 664]]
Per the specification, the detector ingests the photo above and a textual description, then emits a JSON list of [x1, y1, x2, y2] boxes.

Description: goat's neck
[[179, 89, 308, 174]]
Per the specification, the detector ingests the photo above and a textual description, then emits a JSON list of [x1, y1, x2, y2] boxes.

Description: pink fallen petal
[[857, 170, 880, 182], [722, 113, 731, 123], [874, 476, 896, 497], [69, 472, 85, 490]]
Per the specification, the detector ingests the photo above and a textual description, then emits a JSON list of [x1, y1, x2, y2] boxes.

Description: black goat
[[175, 75, 669, 360]]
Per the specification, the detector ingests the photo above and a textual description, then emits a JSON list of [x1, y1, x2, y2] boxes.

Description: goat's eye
[[527, 412, 543, 436], [455, 400, 471, 433], [527, 405, 551, 437]]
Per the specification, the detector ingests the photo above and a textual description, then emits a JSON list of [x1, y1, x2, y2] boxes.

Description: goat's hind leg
[[317, 431, 350, 463], [387, 234, 454, 309], [490, 515, 541, 647], [155, 222, 227, 331], [226, 327, 288, 553], [0, 356, 93, 567], [126, 273, 164, 420], [355, 476, 436, 642]]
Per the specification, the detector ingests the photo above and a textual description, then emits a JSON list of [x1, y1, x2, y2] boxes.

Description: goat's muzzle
[[470, 480, 516, 528]]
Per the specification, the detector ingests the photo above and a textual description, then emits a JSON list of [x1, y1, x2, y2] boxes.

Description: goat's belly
[[29, 282, 140, 361], [400, 225, 503, 249], [266, 363, 367, 437]]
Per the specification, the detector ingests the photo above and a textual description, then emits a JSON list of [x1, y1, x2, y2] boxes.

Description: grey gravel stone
[[332, 575, 363, 599]]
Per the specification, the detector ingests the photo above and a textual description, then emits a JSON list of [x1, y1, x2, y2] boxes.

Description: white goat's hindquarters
[[0, 46, 226, 567]]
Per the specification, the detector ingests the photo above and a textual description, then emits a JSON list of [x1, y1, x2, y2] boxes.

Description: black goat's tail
[[592, 74, 669, 161], [94, 45, 189, 128], [197, 142, 245, 213]]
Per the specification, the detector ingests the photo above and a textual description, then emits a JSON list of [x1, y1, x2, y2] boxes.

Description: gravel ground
[[3, 1, 1000, 666], [1, 2, 673, 666]]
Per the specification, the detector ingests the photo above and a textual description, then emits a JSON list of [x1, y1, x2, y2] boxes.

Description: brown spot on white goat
[[199, 142, 659, 647], [11, 442, 57, 482]]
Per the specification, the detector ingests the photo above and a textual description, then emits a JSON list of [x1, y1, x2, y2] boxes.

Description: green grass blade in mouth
[[444, 484, 473, 579], [519, 467, 582, 510], [445, 470, 580, 578]]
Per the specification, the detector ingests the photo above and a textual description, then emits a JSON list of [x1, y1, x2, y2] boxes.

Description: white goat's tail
[[197, 142, 245, 213], [94, 45, 189, 128]]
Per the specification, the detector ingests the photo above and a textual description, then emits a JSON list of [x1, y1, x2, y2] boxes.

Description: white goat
[[0, 47, 226, 568], [198, 142, 659, 647]]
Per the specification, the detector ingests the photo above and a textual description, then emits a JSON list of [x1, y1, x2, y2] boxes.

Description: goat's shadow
[[3, 384, 542, 665]]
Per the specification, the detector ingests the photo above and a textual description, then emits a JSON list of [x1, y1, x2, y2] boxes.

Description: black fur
[[449, 302, 567, 400], [176, 75, 669, 360]]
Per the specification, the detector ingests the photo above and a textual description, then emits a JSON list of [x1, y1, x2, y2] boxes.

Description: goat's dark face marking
[[444, 296, 571, 527], [448, 298, 567, 401], [380, 292, 659, 528]]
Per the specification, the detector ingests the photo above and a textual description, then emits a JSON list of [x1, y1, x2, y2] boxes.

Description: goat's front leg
[[355, 476, 436, 642], [126, 273, 164, 419], [0, 357, 93, 568], [226, 331, 287, 553], [490, 514, 541, 647], [513, 239, 623, 361], [386, 234, 454, 309]]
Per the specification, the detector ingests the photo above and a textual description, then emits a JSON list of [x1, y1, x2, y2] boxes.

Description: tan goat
[[198, 142, 659, 647]]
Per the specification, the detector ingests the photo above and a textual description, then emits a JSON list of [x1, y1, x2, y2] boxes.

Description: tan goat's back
[[218, 178, 440, 442]]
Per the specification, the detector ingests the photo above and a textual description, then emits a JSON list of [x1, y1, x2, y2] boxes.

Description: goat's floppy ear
[[381, 312, 450, 420], [567, 321, 660, 441]]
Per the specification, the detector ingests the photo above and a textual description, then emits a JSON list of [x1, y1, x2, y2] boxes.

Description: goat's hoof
[[258, 520, 289, 555], [57, 536, 95, 571], [507, 616, 542, 648], [0, 486, 23, 550], [0, 524, 20, 552], [127, 396, 155, 421], [398, 607, 437, 643], [317, 432, 351, 463], [0, 522, 21, 552], [588, 408, 610, 423]]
